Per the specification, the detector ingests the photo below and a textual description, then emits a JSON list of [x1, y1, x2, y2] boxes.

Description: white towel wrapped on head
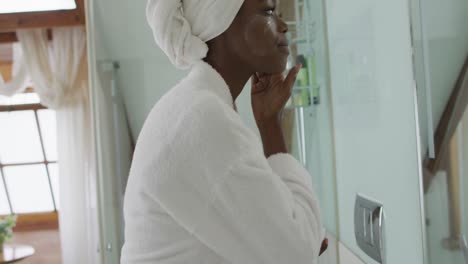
[[146, 0, 245, 69]]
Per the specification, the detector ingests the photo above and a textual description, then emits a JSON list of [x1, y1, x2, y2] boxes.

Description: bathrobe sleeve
[[151, 97, 324, 264]]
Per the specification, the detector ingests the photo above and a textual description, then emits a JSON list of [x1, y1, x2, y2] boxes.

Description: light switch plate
[[354, 194, 386, 263]]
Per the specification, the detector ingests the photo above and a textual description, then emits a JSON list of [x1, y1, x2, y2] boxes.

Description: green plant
[[0, 215, 17, 245]]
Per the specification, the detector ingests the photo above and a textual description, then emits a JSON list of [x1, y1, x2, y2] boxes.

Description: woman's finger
[[270, 73, 284, 84], [257, 72, 268, 78], [319, 238, 329, 256], [251, 73, 267, 94], [277, 64, 301, 106], [251, 73, 259, 85], [284, 64, 301, 91]]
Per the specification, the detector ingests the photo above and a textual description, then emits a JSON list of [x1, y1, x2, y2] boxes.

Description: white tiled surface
[[339, 243, 365, 264]]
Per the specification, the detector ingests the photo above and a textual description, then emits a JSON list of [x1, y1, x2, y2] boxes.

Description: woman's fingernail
[[296, 66, 301, 75]]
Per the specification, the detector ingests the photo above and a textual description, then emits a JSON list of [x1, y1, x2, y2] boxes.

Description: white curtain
[[0, 43, 30, 96], [14, 27, 100, 264], [17, 28, 88, 108], [0, 25, 134, 263]]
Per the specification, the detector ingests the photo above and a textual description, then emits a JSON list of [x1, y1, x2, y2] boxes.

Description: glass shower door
[[423, 111, 468, 264], [409, 0, 468, 263], [280, 1, 339, 263], [283, 0, 338, 238]]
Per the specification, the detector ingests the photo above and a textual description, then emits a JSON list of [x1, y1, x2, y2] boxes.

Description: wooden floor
[[10, 229, 61, 264]]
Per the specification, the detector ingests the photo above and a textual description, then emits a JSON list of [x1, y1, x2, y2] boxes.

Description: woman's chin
[[270, 59, 288, 74], [253, 55, 288, 74]]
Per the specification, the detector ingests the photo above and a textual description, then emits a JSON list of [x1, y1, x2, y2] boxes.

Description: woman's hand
[[319, 238, 329, 256], [251, 64, 301, 126]]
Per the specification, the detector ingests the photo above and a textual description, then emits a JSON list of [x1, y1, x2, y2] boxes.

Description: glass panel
[[462, 110, 468, 264], [48, 163, 60, 210], [0, 110, 44, 164], [0, 93, 40, 106], [424, 125, 466, 264], [37, 110, 58, 161], [280, 0, 338, 237], [326, 0, 425, 262], [410, 0, 468, 264], [3, 165, 55, 213], [0, 0, 76, 14], [0, 172, 11, 215]]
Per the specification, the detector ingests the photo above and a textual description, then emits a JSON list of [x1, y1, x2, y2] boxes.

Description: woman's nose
[[277, 15, 288, 33]]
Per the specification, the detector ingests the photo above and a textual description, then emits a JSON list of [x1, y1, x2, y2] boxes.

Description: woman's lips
[[278, 44, 290, 54], [277, 38, 290, 54]]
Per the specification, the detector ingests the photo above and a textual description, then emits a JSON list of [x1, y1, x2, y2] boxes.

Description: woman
[[121, 0, 328, 263]]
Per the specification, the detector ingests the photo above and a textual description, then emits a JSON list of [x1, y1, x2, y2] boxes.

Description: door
[[409, 0, 468, 263]]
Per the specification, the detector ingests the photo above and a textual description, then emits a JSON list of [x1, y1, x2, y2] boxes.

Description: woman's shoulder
[[139, 84, 234, 139]]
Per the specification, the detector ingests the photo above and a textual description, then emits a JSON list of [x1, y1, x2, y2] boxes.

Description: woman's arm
[[253, 64, 328, 256], [257, 119, 288, 157]]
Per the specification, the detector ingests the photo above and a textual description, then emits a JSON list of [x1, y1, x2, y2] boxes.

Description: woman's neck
[[204, 45, 252, 102]]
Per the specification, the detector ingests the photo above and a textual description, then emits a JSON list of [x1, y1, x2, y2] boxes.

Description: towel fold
[[146, 0, 244, 69]]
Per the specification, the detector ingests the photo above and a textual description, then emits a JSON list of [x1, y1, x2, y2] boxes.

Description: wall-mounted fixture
[[355, 194, 386, 263]]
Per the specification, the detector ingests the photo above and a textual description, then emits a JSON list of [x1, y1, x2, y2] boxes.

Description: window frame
[[0, 0, 80, 225], [0, 0, 85, 43], [0, 98, 60, 229]]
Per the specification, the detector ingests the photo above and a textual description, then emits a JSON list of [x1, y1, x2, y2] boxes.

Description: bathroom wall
[[87, 1, 186, 263], [325, 0, 426, 263], [90, 0, 187, 141], [88, 0, 276, 142], [339, 242, 365, 264]]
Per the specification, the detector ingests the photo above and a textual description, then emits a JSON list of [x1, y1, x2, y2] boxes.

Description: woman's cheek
[[243, 15, 276, 57]]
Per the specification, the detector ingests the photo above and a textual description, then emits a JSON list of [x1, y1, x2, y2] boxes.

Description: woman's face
[[223, 0, 289, 74]]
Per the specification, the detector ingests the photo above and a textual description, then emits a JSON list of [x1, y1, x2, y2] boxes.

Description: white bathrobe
[[121, 61, 324, 264]]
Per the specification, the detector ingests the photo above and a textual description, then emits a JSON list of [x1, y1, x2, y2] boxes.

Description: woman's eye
[[265, 9, 275, 16]]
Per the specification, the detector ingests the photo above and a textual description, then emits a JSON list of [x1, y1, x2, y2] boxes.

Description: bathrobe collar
[[189, 61, 236, 109]]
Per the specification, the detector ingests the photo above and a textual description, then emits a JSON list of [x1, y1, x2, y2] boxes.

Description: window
[[0, 0, 76, 14], [0, 92, 59, 215]]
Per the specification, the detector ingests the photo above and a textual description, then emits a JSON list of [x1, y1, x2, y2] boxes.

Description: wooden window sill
[[12, 212, 59, 232]]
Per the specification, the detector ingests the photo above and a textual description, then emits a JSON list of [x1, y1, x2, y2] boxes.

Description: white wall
[[325, 0, 426, 263], [88, 1, 186, 263], [91, 0, 187, 140], [339, 242, 365, 264]]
